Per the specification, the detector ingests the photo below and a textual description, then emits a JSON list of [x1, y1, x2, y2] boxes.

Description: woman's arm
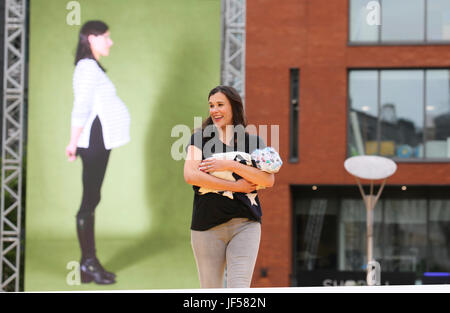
[[184, 145, 257, 193], [71, 60, 97, 128], [231, 162, 275, 187], [66, 126, 83, 162], [198, 134, 274, 187], [67, 61, 98, 161], [199, 158, 275, 188]]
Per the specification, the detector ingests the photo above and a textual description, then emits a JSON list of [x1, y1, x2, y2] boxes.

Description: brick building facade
[[246, 0, 450, 287]]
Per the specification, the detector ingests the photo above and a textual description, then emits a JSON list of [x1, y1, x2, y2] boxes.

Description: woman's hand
[[232, 178, 257, 193], [65, 143, 77, 162], [232, 179, 258, 193], [199, 158, 235, 172]]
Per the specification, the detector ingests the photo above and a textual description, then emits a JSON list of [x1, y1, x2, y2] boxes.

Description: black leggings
[[76, 116, 111, 260]]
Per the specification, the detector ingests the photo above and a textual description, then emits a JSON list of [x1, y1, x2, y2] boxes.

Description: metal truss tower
[[221, 0, 246, 101], [1, 0, 27, 292]]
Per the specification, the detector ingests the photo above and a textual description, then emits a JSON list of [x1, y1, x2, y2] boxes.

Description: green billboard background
[[25, 0, 220, 291]]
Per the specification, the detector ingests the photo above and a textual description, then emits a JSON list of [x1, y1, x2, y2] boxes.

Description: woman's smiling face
[[209, 92, 233, 129]]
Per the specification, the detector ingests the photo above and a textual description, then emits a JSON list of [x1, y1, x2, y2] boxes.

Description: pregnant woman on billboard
[[183, 86, 280, 288], [65, 21, 130, 285]]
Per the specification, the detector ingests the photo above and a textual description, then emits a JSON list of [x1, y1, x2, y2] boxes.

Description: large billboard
[[25, 0, 221, 291]]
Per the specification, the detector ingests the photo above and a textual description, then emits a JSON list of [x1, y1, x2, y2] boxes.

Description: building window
[[350, 0, 450, 44], [289, 68, 299, 162], [292, 186, 450, 286], [429, 200, 450, 272], [348, 69, 450, 160]]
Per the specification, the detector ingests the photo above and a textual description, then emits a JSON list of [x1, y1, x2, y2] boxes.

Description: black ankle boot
[[80, 258, 116, 285], [92, 257, 116, 279], [77, 213, 116, 282]]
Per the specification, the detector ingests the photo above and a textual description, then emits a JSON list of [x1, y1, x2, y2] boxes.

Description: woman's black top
[[187, 129, 266, 231]]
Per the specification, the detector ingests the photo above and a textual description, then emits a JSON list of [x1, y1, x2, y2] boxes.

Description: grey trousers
[[191, 218, 261, 288]]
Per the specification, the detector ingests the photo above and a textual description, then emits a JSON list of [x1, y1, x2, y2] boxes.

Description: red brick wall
[[246, 0, 450, 287]]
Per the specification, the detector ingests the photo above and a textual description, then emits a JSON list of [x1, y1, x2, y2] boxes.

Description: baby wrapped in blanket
[[198, 147, 282, 203]]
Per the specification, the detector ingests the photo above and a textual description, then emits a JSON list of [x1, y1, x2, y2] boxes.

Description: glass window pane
[[350, 0, 379, 42], [348, 71, 379, 156], [380, 70, 424, 159], [427, 0, 450, 41], [429, 200, 450, 272], [294, 198, 338, 271], [290, 69, 299, 161], [381, 0, 425, 42], [383, 199, 427, 274], [425, 70, 450, 158], [339, 199, 382, 271]]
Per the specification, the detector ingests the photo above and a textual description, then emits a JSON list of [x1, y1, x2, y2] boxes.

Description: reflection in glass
[[381, 0, 425, 42], [338, 199, 382, 271], [350, 0, 379, 42], [383, 199, 427, 274], [293, 188, 450, 284], [293, 187, 450, 285], [425, 70, 450, 158], [348, 71, 378, 156], [380, 70, 424, 158], [349, 69, 450, 159], [427, 0, 450, 41], [429, 200, 450, 272], [350, 0, 450, 43], [294, 198, 338, 271]]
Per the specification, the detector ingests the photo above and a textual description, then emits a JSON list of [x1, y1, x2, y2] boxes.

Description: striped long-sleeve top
[[71, 58, 130, 149]]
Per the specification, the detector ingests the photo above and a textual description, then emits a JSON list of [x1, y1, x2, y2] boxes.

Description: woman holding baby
[[183, 85, 280, 288]]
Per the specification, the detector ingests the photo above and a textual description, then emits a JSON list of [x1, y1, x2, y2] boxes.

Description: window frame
[[289, 68, 300, 163], [347, 0, 450, 46], [347, 67, 450, 163], [291, 184, 450, 285]]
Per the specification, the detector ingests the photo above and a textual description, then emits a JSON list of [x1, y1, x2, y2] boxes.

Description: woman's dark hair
[[201, 85, 247, 131], [74, 20, 108, 71]]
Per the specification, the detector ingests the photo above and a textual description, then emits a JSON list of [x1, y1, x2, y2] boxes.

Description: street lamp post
[[344, 156, 397, 286]]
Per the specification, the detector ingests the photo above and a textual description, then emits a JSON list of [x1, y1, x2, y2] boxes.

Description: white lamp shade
[[344, 155, 397, 180]]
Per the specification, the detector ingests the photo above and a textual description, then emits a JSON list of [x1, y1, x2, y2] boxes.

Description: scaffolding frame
[[221, 0, 246, 101], [1, 0, 27, 292]]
